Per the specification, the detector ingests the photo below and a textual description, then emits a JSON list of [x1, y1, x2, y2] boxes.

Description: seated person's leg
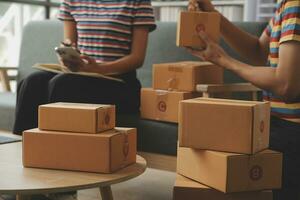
[[13, 71, 56, 135], [47, 73, 141, 114]]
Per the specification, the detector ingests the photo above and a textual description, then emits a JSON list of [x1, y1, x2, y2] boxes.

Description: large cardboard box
[[174, 174, 273, 200], [23, 127, 136, 173], [177, 147, 282, 193], [39, 102, 115, 133], [176, 11, 221, 48], [179, 98, 270, 154], [141, 88, 200, 123], [153, 61, 223, 92]]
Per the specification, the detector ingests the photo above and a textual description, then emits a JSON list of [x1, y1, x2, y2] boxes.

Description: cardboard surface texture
[[179, 98, 270, 154], [173, 174, 273, 200], [153, 61, 223, 91], [140, 88, 201, 123], [38, 102, 115, 133], [176, 11, 221, 48], [177, 147, 282, 193], [23, 127, 136, 173]]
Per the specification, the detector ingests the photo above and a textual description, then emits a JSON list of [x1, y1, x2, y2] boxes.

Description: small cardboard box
[[177, 147, 282, 193], [176, 11, 221, 48], [179, 98, 270, 154], [141, 88, 200, 123], [39, 102, 115, 133], [174, 174, 273, 200], [153, 61, 223, 92], [23, 127, 136, 173]]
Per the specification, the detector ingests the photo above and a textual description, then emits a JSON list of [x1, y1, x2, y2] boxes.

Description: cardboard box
[[174, 174, 273, 200], [179, 98, 270, 154], [39, 102, 115, 133], [153, 61, 223, 92], [23, 127, 136, 173], [176, 11, 221, 48], [177, 147, 282, 193], [141, 88, 200, 123]]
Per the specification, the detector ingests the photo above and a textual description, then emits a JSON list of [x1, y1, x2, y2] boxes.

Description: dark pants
[[13, 71, 141, 135], [270, 116, 300, 200]]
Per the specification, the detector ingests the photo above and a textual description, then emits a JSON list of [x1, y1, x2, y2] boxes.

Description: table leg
[[99, 186, 113, 200], [16, 194, 31, 200]]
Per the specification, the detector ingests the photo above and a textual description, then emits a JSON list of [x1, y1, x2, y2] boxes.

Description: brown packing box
[[179, 97, 270, 154], [39, 102, 115, 133], [177, 147, 282, 193], [23, 127, 136, 173], [140, 88, 201, 123], [176, 11, 221, 48], [174, 174, 273, 200], [153, 61, 223, 92]]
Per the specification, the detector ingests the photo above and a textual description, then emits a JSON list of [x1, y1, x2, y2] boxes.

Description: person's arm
[[79, 26, 149, 75], [220, 16, 270, 65], [63, 20, 77, 46], [197, 0, 270, 65], [188, 31, 300, 103]]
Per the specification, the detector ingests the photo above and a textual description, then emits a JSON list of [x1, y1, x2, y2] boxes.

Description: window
[[0, 0, 60, 66]]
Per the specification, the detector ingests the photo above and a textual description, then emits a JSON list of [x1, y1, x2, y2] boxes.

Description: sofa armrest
[[0, 66, 17, 92], [196, 83, 262, 101]]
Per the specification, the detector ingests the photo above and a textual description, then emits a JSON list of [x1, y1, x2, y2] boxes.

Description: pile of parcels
[[142, 9, 283, 199], [140, 10, 223, 123], [173, 97, 282, 200], [22, 102, 137, 173], [141, 61, 223, 122]]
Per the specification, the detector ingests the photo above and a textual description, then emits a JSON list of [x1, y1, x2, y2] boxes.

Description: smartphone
[[55, 46, 81, 72]]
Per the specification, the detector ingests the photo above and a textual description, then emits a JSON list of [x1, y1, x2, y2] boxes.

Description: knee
[[18, 71, 51, 89], [48, 74, 74, 90], [48, 74, 74, 101]]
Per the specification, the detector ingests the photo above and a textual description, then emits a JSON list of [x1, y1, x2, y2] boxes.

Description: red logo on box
[[158, 101, 167, 112], [196, 24, 205, 33], [104, 113, 110, 125], [123, 134, 129, 160], [249, 165, 263, 181], [260, 120, 264, 133]]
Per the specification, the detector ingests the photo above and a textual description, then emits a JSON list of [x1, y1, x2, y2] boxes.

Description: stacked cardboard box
[[174, 97, 283, 199], [141, 61, 223, 123], [176, 11, 221, 49], [22, 102, 137, 173]]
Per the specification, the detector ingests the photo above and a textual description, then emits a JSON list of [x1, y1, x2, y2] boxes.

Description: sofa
[[0, 20, 267, 156]]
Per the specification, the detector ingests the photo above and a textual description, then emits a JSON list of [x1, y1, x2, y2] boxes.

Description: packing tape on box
[[167, 65, 184, 91], [113, 129, 130, 167]]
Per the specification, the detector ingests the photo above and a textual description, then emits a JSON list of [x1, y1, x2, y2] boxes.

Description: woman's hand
[[78, 55, 105, 74], [187, 31, 233, 69]]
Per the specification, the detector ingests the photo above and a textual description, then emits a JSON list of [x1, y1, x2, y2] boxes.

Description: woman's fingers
[[186, 47, 207, 61], [80, 55, 96, 64]]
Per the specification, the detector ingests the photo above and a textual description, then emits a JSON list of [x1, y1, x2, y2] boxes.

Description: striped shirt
[[264, 0, 300, 122], [58, 0, 156, 63]]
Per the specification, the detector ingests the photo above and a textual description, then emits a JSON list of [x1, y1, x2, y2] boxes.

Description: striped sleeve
[[132, 0, 156, 32], [279, 1, 300, 43], [57, 0, 74, 21]]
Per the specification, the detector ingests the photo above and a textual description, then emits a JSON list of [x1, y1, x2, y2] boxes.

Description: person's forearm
[[93, 55, 144, 75], [220, 15, 268, 65], [226, 58, 298, 101]]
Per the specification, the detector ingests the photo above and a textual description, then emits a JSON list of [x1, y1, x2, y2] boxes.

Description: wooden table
[[0, 142, 146, 200]]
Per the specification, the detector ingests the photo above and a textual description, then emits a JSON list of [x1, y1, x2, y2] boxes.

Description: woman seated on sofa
[[13, 0, 156, 135], [189, 0, 300, 200]]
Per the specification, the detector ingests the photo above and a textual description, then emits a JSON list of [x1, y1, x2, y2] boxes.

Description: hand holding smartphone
[[55, 46, 82, 72]]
